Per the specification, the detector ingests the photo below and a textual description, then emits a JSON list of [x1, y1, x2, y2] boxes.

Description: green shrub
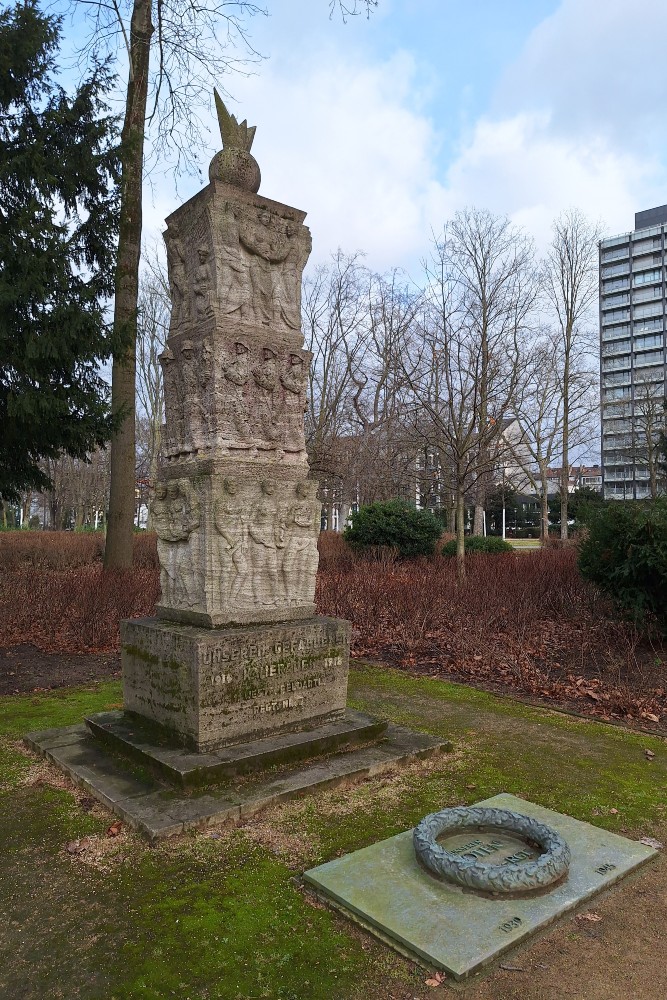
[[442, 535, 514, 556], [343, 500, 442, 559], [578, 499, 667, 628]]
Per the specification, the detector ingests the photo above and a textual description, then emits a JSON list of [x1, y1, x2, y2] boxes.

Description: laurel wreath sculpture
[[413, 807, 571, 893]]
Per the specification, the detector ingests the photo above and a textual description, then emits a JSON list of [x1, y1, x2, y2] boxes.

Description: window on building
[[633, 317, 663, 334], [601, 354, 631, 371], [602, 308, 631, 324], [602, 371, 632, 387], [602, 292, 631, 308], [634, 349, 664, 367], [602, 277, 630, 293], [602, 262, 630, 277], [602, 387, 632, 400], [633, 302, 664, 319], [634, 334, 664, 351]]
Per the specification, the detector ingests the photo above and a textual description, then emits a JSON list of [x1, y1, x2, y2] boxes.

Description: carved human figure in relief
[[218, 202, 248, 317], [193, 246, 214, 320], [280, 352, 308, 452], [248, 480, 285, 606], [165, 223, 189, 328], [252, 347, 280, 446], [239, 209, 290, 324], [180, 340, 204, 452], [169, 478, 201, 607], [282, 481, 320, 604], [152, 482, 176, 603], [213, 478, 248, 602], [159, 347, 183, 456], [152, 479, 200, 607], [274, 221, 311, 331], [220, 340, 251, 443], [200, 339, 214, 440]]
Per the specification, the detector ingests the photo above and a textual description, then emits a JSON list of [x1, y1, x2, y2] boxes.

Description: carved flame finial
[[214, 89, 256, 152]]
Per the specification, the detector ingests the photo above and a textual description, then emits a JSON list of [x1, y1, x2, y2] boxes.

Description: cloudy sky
[[67, 0, 667, 276]]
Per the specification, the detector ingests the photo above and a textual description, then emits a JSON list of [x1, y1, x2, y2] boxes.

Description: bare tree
[[75, 1, 377, 566], [73, 1, 265, 567], [437, 209, 539, 535], [543, 209, 602, 539], [627, 374, 666, 498], [402, 232, 529, 582], [136, 246, 169, 497]]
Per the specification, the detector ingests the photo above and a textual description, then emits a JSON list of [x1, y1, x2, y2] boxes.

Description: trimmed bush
[[442, 535, 514, 556], [343, 500, 442, 559], [578, 499, 667, 628]]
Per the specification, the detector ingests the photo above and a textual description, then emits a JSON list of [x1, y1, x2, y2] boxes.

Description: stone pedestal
[[122, 616, 350, 752]]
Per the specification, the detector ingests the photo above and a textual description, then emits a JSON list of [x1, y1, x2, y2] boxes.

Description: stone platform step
[[84, 708, 388, 787], [24, 722, 451, 841]]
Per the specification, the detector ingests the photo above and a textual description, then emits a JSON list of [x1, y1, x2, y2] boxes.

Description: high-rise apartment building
[[599, 206, 667, 499]]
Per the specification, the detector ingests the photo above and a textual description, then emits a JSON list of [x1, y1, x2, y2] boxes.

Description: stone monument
[[25, 95, 450, 838], [122, 92, 351, 752]]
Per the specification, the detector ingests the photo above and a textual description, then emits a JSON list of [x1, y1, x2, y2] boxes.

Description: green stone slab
[[303, 793, 659, 981]]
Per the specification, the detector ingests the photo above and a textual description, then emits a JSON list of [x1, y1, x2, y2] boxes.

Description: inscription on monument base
[[122, 616, 350, 752]]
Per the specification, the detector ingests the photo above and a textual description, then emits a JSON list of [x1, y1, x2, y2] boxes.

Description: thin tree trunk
[[456, 487, 466, 584], [104, 0, 153, 569], [560, 351, 570, 541]]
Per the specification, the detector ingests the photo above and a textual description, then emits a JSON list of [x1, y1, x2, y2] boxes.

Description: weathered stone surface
[[154, 94, 318, 627], [303, 793, 660, 981], [85, 707, 387, 786], [121, 615, 350, 752], [24, 723, 450, 840]]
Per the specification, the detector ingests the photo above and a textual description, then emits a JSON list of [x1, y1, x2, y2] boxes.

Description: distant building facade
[[599, 207, 667, 499]]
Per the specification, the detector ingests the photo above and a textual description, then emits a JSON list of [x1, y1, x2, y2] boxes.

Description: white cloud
[[438, 112, 666, 249], [140, 0, 667, 277], [496, 0, 667, 153]]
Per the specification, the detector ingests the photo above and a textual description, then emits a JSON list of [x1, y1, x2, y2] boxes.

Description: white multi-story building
[[599, 206, 667, 499]]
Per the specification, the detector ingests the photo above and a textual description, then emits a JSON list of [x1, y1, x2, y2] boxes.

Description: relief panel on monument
[[212, 477, 319, 615], [151, 477, 204, 610]]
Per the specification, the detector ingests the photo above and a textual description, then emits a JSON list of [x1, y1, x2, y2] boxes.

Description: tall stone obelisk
[[120, 94, 351, 752]]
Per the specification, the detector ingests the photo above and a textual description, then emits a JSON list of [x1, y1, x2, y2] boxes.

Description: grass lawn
[[0, 665, 666, 999]]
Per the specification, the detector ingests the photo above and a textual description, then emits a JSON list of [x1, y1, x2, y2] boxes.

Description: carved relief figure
[[152, 482, 176, 603], [248, 480, 286, 606], [159, 348, 183, 456], [170, 478, 201, 607], [252, 347, 280, 446], [200, 338, 214, 440], [180, 340, 204, 452], [220, 340, 252, 442], [282, 481, 320, 604], [213, 478, 248, 602], [218, 201, 248, 317], [193, 246, 214, 320], [152, 479, 200, 607], [280, 352, 308, 452], [273, 221, 310, 330], [165, 223, 189, 328], [239, 209, 290, 324]]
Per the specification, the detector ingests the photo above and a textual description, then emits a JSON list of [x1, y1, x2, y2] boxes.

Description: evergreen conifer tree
[[0, 0, 121, 502]]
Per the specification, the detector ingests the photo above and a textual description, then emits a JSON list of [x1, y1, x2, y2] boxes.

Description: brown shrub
[[0, 530, 159, 570], [0, 565, 160, 653]]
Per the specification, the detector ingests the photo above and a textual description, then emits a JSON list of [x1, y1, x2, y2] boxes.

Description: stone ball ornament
[[209, 148, 261, 192], [210, 87, 261, 192], [413, 806, 571, 894]]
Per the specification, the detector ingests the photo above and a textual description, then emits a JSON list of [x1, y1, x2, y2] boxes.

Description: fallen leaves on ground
[[105, 820, 123, 837], [577, 912, 602, 923], [424, 971, 446, 987]]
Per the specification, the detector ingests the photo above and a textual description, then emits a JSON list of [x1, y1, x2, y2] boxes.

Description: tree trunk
[[560, 348, 570, 540], [104, 0, 153, 569], [456, 488, 466, 584]]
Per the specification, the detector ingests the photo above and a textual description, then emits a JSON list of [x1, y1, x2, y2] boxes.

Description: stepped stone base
[[24, 721, 451, 840], [85, 707, 387, 787]]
